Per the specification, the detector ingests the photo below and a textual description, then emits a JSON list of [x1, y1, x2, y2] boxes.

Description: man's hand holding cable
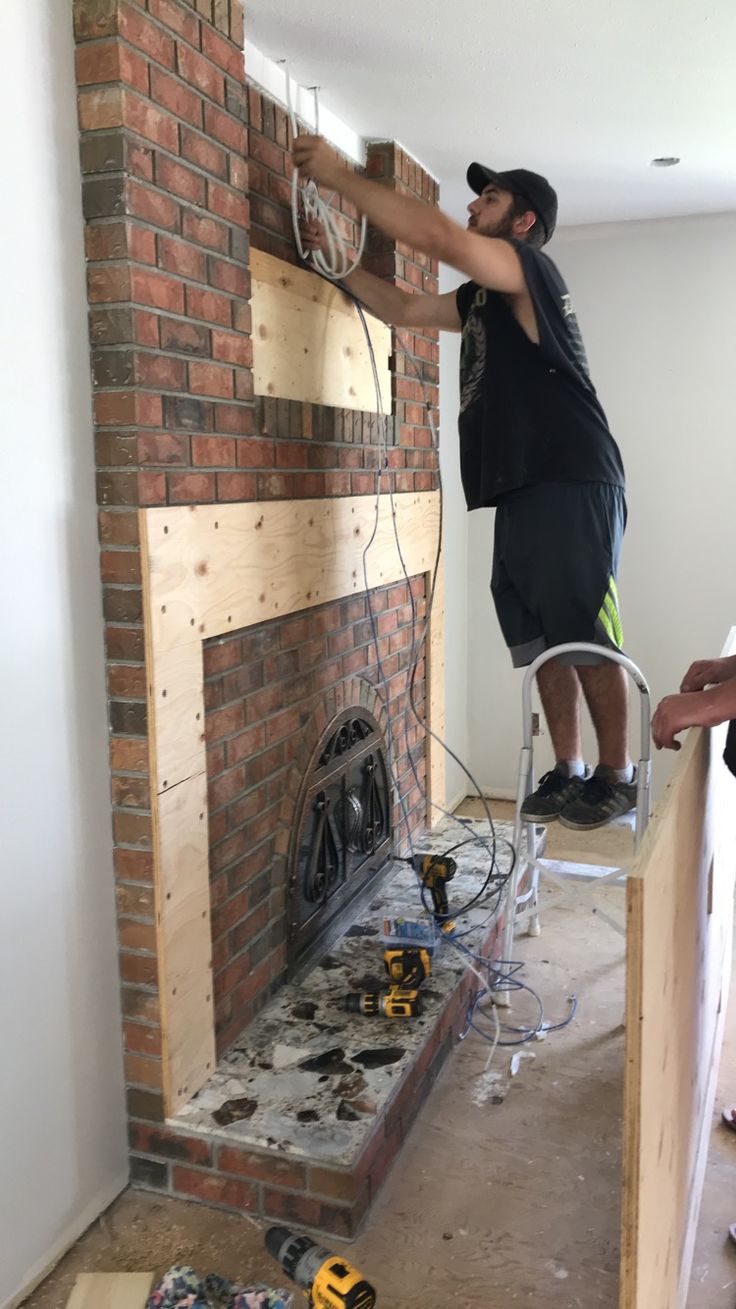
[[293, 135, 344, 190]]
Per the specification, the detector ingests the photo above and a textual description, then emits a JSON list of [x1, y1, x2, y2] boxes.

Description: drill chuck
[[265, 1226, 376, 1308]]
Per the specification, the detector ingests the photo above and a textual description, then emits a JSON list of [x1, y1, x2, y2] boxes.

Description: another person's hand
[[293, 134, 342, 189], [680, 655, 736, 692], [652, 691, 708, 750]]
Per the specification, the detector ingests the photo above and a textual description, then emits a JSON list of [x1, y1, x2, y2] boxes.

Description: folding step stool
[[500, 642, 652, 969]]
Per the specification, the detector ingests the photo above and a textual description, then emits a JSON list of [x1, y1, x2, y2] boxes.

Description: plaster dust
[[19, 803, 736, 1309]]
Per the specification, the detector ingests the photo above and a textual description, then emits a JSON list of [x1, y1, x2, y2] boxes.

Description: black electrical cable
[[344, 290, 517, 920]]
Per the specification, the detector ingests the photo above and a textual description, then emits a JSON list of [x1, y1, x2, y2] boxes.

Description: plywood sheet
[[139, 492, 444, 1114], [621, 627, 736, 1309], [65, 1274, 153, 1309], [250, 248, 391, 412], [143, 494, 440, 657]]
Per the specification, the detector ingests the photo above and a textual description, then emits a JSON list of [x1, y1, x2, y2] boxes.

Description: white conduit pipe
[[280, 63, 367, 281]]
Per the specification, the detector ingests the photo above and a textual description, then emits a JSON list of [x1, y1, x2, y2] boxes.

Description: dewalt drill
[[413, 853, 457, 931], [265, 1225, 376, 1308], [343, 946, 431, 1018], [344, 986, 423, 1018]]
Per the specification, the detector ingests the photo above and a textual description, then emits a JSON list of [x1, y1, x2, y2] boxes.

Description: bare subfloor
[[21, 799, 736, 1309]]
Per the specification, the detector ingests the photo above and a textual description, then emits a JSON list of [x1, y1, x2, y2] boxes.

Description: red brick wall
[[72, 0, 440, 1115], [204, 578, 426, 1053]]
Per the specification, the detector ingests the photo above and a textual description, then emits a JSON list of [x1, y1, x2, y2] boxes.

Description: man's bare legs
[[536, 660, 583, 762], [536, 658, 630, 769], [522, 656, 633, 824], [577, 662, 630, 770]]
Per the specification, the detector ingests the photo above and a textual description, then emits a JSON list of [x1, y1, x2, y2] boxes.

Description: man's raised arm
[[299, 219, 461, 331], [294, 133, 525, 297]]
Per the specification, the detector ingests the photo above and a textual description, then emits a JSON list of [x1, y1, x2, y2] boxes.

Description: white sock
[[611, 763, 634, 784], [559, 759, 586, 778]]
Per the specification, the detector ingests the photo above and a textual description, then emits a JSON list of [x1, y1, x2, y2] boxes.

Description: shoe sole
[[520, 809, 561, 824], [558, 805, 635, 832]]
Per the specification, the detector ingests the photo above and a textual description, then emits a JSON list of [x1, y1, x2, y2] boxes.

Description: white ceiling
[[245, 0, 736, 229]]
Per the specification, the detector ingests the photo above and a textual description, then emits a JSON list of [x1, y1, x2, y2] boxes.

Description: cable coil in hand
[[281, 63, 367, 281]]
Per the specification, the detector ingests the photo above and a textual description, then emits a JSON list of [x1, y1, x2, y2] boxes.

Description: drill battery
[[383, 946, 431, 988]]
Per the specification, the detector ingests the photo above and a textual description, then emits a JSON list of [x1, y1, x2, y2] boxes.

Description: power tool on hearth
[[265, 1225, 377, 1308], [343, 945, 431, 1019], [412, 852, 458, 931]]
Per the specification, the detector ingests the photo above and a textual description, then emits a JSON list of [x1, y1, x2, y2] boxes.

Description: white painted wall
[[0, 3, 128, 1305], [462, 211, 736, 795]]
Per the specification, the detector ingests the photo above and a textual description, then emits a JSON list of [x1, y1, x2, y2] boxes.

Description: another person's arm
[[652, 657, 736, 750]]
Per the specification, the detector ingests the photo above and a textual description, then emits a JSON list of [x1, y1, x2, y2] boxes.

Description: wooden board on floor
[[621, 627, 736, 1309], [250, 248, 391, 412], [65, 1273, 153, 1309]]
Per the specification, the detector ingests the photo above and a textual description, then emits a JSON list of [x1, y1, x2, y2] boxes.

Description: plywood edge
[[65, 1273, 154, 1309], [629, 622, 736, 884], [139, 506, 175, 1111], [620, 875, 645, 1309]]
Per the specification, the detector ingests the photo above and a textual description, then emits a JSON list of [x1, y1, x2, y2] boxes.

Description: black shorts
[[491, 481, 627, 669]]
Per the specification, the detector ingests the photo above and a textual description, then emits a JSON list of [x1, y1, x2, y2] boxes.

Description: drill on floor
[[413, 853, 458, 930], [343, 946, 431, 1018], [265, 1225, 376, 1308]]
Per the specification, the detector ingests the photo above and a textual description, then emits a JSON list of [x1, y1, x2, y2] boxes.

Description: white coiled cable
[[280, 63, 367, 281]]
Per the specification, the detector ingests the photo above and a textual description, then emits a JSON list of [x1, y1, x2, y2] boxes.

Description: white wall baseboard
[[3, 1174, 129, 1309]]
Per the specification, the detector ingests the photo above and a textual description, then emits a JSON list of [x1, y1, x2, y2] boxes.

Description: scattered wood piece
[[65, 1272, 153, 1309]]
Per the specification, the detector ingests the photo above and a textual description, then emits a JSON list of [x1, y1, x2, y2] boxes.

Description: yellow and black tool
[[343, 986, 423, 1018], [413, 853, 458, 930], [266, 1225, 376, 1308], [383, 946, 431, 988]]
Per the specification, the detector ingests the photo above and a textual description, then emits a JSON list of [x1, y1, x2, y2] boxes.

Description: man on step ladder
[[295, 134, 635, 831]]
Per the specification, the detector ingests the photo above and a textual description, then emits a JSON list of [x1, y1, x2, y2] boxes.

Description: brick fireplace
[[204, 582, 424, 1056], [72, 0, 458, 1235]]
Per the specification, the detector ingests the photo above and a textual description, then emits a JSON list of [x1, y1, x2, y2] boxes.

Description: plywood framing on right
[[621, 627, 736, 1309]]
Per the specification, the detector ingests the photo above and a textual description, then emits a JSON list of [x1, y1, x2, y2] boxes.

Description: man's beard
[[486, 212, 517, 240]]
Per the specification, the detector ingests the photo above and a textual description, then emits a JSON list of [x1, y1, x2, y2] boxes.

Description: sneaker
[[558, 764, 637, 831], [520, 764, 590, 823]]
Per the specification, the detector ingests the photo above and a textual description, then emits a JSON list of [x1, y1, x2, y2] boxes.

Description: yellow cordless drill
[[266, 1225, 376, 1308], [413, 853, 458, 931], [343, 946, 431, 1018]]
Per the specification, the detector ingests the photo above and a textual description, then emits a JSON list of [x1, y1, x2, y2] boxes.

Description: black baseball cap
[[466, 163, 558, 243]]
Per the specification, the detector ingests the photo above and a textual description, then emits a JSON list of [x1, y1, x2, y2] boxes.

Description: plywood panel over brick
[[621, 627, 736, 1309], [250, 249, 392, 413], [140, 491, 443, 1113]]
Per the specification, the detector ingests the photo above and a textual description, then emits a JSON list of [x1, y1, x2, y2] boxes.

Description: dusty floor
[[20, 799, 736, 1309]]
